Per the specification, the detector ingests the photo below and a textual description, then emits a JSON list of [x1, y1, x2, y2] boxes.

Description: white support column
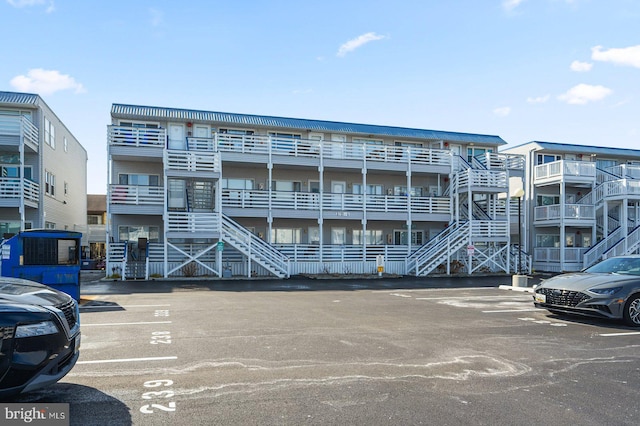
[[560, 182, 565, 271], [318, 145, 325, 263], [361, 164, 367, 264], [406, 150, 412, 255]]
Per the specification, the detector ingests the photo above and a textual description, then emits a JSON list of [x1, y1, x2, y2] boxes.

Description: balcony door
[[168, 124, 186, 150]]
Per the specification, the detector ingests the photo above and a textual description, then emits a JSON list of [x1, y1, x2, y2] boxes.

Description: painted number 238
[[150, 331, 171, 344]]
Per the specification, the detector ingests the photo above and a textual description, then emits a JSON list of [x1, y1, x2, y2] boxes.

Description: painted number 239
[[140, 380, 176, 414]]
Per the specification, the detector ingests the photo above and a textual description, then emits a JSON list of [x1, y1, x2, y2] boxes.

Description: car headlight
[[15, 321, 59, 338], [588, 286, 622, 296]]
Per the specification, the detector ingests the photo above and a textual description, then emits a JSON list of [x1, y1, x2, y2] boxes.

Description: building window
[[44, 117, 55, 148], [64, 181, 69, 196], [270, 228, 302, 244], [45, 221, 56, 229], [64, 137, 68, 152], [118, 174, 159, 186], [353, 137, 383, 145], [536, 154, 561, 165], [1, 165, 32, 179], [271, 181, 301, 192], [467, 147, 493, 163], [45, 171, 55, 196], [269, 132, 301, 152], [221, 178, 254, 190], [353, 184, 384, 195], [536, 234, 560, 248], [118, 226, 160, 242], [353, 229, 384, 245], [87, 214, 102, 225], [536, 195, 560, 206], [393, 186, 423, 196], [119, 121, 160, 129]]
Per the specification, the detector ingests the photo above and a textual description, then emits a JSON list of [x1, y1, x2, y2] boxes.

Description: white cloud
[[557, 83, 612, 105], [526, 94, 550, 104], [10, 69, 86, 96], [337, 32, 385, 57], [591, 45, 640, 69], [570, 60, 592, 72], [502, 0, 525, 12], [7, 0, 54, 12], [493, 106, 511, 117]]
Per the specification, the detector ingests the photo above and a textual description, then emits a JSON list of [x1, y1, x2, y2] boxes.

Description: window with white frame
[[45, 171, 55, 196], [353, 137, 383, 145], [271, 181, 301, 192], [45, 221, 56, 229], [352, 184, 384, 195], [64, 181, 68, 196], [118, 226, 160, 242], [64, 137, 68, 152], [118, 121, 160, 129], [1, 165, 32, 179], [536, 234, 560, 248], [353, 229, 384, 245], [467, 147, 493, 163], [270, 228, 302, 244], [118, 174, 159, 186], [393, 186, 423, 196], [536, 154, 561, 165], [44, 117, 55, 148], [221, 178, 254, 190]]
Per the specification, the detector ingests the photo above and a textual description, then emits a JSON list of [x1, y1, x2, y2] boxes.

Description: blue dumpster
[[0, 230, 82, 301]]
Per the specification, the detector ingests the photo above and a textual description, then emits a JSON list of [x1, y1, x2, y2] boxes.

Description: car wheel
[[623, 294, 640, 327]]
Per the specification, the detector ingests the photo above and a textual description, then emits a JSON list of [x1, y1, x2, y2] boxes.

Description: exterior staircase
[[221, 214, 289, 278]]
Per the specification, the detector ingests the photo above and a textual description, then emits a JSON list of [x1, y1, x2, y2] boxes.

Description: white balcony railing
[[166, 212, 219, 233], [164, 150, 220, 173], [476, 153, 525, 170], [0, 115, 38, 149], [534, 160, 596, 182], [456, 169, 508, 189], [0, 178, 39, 203], [534, 203, 595, 221], [109, 185, 164, 205], [221, 190, 451, 214], [534, 247, 588, 262], [108, 126, 166, 147]]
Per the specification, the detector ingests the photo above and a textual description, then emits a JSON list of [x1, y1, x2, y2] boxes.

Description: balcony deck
[[0, 178, 39, 208], [534, 160, 596, 186]]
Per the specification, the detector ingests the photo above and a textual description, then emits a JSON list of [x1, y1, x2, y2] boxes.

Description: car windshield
[[584, 257, 640, 275]]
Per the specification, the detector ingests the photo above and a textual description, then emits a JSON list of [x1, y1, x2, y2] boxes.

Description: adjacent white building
[[0, 91, 87, 238], [106, 103, 526, 279], [503, 141, 640, 273]]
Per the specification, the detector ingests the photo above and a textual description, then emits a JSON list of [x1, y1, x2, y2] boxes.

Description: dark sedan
[[533, 255, 640, 326], [0, 277, 81, 398]]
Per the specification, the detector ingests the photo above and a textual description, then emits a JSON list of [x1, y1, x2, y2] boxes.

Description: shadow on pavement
[[6, 383, 132, 426]]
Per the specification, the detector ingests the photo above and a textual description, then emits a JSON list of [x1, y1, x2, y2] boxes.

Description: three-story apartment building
[[106, 103, 526, 279], [0, 91, 87, 238], [503, 141, 640, 272]]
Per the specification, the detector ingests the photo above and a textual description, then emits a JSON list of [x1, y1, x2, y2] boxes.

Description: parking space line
[[82, 321, 172, 326], [482, 308, 538, 313], [599, 331, 640, 337], [77, 356, 177, 365]]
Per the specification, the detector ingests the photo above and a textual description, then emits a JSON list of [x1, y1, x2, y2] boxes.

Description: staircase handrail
[[582, 226, 622, 268], [221, 214, 289, 277]]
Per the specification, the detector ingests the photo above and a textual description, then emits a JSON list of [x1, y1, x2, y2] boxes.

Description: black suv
[[0, 277, 81, 398]]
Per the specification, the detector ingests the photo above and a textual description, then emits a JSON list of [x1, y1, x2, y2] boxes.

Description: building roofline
[[503, 140, 640, 158], [111, 103, 507, 145]]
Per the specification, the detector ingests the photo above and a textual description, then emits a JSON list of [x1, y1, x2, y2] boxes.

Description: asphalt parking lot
[[7, 273, 640, 425]]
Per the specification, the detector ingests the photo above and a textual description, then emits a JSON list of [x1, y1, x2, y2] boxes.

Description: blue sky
[[2, 0, 639, 194]]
